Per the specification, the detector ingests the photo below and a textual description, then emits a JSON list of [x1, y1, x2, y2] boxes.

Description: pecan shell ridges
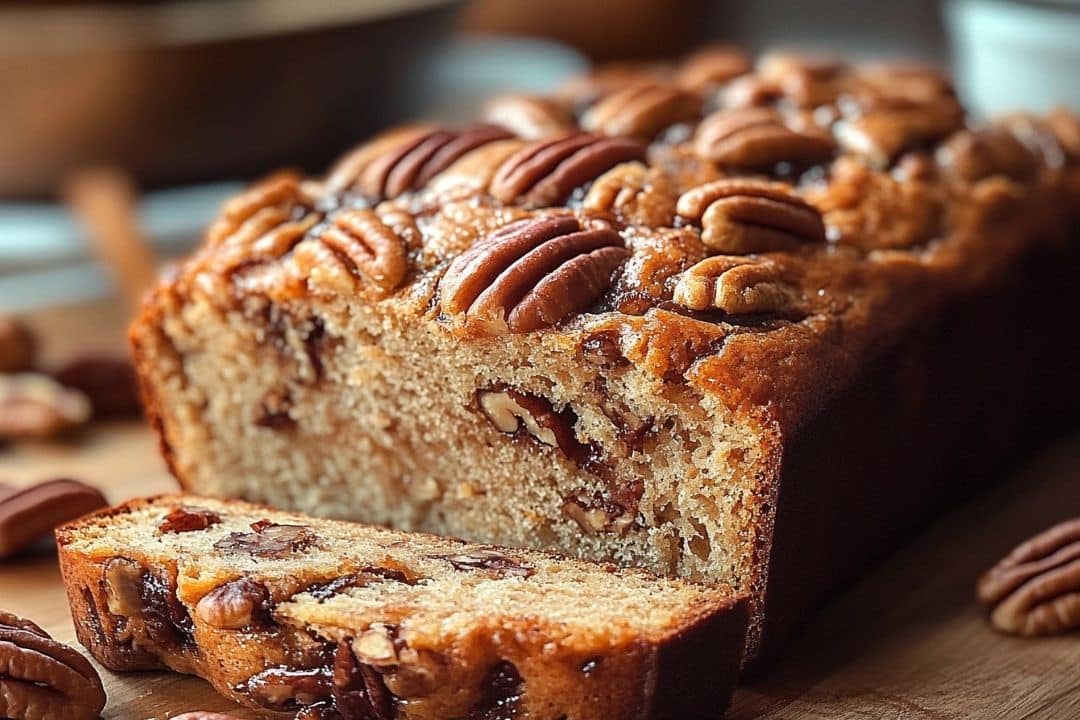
[[335, 125, 515, 200], [0, 611, 107, 720], [295, 209, 408, 297], [439, 216, 628, 334], [977, 517, 1080, 636], [677, 179, 826, 253], [490, 133, 647, 207]]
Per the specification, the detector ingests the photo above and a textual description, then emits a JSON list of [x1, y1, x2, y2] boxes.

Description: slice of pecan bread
[[57, 495, 748, 720], [129, 50, 1080, 665]]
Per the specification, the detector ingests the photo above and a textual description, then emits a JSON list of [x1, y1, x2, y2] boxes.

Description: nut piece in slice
[[56, 495, 750, 720], [0, 316, 36, 374]]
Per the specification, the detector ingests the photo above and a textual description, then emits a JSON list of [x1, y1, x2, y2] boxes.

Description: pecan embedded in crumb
[[214, 521, 318, 558], [977, 518, 1080, 636], [676, 180, 826, 253], [158, 506, 222, 534], [196, 576, 272, 630], [438, 549, 535, 579], [333, 639, 396, 720]]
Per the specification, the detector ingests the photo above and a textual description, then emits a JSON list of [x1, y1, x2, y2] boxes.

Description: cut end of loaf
[[130, 276, 777, 641], [57, 495, 748, 720]]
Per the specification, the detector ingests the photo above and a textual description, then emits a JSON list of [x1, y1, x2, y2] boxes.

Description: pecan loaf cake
[[57, 496, 748, 719], [129, 48, 1080, 661]]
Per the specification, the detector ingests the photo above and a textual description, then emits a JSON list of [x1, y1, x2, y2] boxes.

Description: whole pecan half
[[582, 162, 677, 227], [694, 107, 835, 168], [0, 316, 36, 374], [0, 373, 91, 441], [675, 45, 752, 94], [489, 133, 646, 208], [977, 517, 1080, 636], [676, 179, 826, 253], [482, 94, 576, 139], [206, 172, 321, 276], [294, 209, 408, 297], [0, 610, 106, 720], [326, 125, 514, 199], [672, 256, 796, 315], [439, 216, 628, 334], [581, 82, 701, 140]]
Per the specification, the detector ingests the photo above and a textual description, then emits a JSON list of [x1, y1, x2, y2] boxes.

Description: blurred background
[[1, 0, 1078, 311]]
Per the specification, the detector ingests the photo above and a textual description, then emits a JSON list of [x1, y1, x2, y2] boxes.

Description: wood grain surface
[[1, 300, 1077, 719]]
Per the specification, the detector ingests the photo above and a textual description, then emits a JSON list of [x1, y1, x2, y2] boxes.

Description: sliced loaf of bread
[[57, 495, 748, 720]]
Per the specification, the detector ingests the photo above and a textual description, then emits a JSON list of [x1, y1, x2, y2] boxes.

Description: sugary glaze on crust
[[141, 52, 1080, 436], [57, 495, 748, 720]]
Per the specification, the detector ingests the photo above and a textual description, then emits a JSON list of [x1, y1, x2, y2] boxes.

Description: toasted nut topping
[[581, 83, 701, 140], [327, 125, 514, 199], [490, 133, 646, 208], [676, 45, 752, 93], [294, 208, 409, 298], [694, 107, 834, 168], [196, 576, 271, 630], [0, 316, 36, 374], [352, 624, 399, 666], [0, 611, 107, 720], [582, 162, 677, 227], [677, 180, 826, 253], [205, 172, 321, 278], [440, 216, 628, 334], [157, 506, 223, 534], [0, 373, 91, 441], [483, 94, 575, 139], [673, 256, 795, 315], [977, 518, 1080, 636]]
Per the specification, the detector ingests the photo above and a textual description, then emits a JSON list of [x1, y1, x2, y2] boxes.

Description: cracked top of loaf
[[153, 47, 1080, 434]]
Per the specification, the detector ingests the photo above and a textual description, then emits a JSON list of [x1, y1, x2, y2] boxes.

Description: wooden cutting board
[[2, 300, 1078, 719]]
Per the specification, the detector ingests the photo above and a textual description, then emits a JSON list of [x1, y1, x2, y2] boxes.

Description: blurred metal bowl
[[0, 0, 460, 199]]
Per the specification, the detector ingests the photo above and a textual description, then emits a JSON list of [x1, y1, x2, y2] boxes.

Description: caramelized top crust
[[152, 51, 1080, 437]]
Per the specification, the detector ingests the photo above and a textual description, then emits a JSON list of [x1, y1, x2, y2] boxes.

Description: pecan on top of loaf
[[157, 49, 1080, 431]]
